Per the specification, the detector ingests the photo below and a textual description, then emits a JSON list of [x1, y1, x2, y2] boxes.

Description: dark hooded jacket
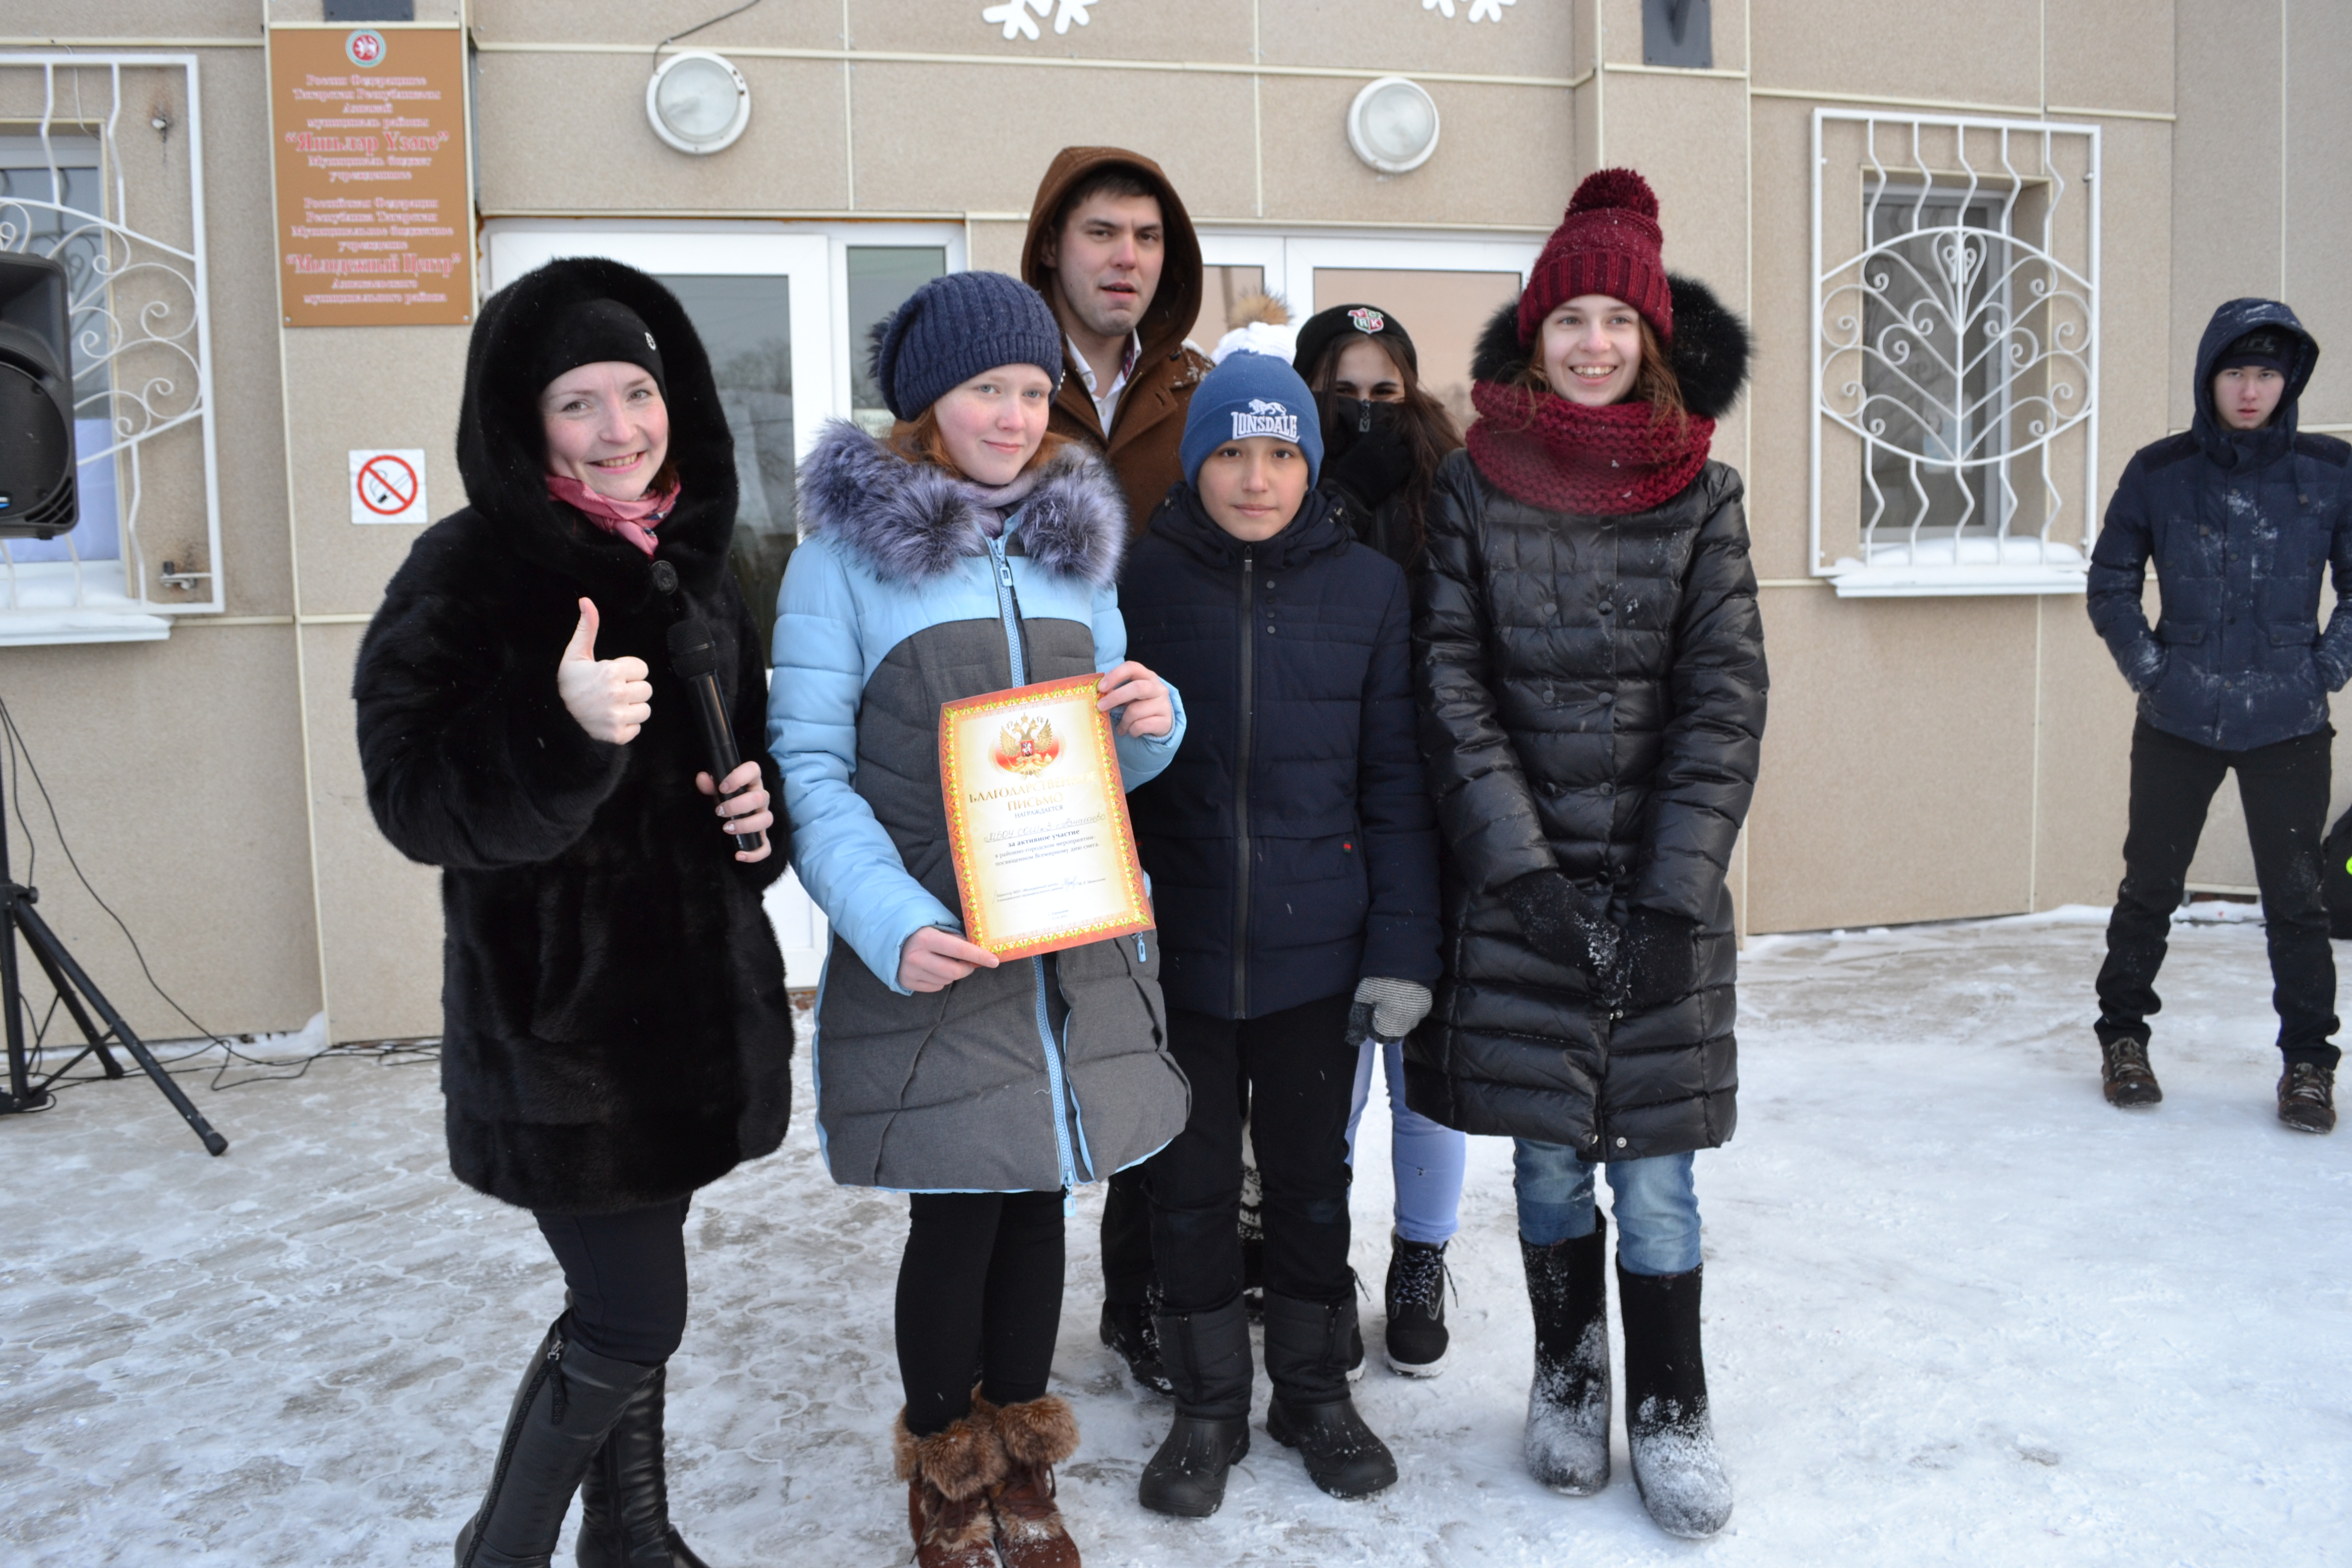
[[1406, 277, 1765, 1163], [1123, 484, 1440, 1020], [354, 258, 792, 1215], [1021, 147, 1212, 532], [2087, 299, 2352, 752]]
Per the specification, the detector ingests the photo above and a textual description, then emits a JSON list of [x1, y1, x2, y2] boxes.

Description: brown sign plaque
[[268, 23, 475, 327]]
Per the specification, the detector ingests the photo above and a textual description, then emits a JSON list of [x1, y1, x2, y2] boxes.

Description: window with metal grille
[[0, 55, 219, 642], [1811, 111, 2099, 597]]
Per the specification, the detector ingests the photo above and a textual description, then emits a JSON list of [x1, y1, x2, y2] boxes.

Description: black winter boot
[[1522, 1217, 1610, 1495], [575, 1364, 713, 1568], [1383, 1234, 1451, 1377], [2278, 1061, 2337, 1133], [1617, 1260, 1732, 1539], [2098, 1028, 2163, 1108], [1139, 1296, 1254, 1517], [456, 1321, 658, 1568], [1261, 1291, 1398, 1500], [1099, 1280, 1172, 1395]]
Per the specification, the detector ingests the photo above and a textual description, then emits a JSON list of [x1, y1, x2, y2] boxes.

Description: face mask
[[1328, 396, 1406, 451]]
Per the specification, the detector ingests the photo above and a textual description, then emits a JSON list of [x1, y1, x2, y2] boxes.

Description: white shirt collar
[[1068, 330, 1141, 433]]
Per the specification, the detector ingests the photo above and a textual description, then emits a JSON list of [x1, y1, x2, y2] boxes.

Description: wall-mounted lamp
[[1346, 77, 1441, 175], [646, 50, 750, 156]]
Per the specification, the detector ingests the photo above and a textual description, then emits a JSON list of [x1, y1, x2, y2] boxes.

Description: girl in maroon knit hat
[[1406, 167, 1765, 1539]]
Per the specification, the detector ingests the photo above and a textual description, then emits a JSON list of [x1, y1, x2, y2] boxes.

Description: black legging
[[897, 1190, 1066, 1436], [535, 1197, 693, 1366]]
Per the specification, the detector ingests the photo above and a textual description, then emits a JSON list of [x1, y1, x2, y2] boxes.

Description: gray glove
[[1346, 976, 1433, 1047]]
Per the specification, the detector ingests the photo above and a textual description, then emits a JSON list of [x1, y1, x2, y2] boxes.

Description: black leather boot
[[575, 1364, 714, 1567], [1618, 1260, 1732, 1539], [456, 1320, 658, 1568], [1261, 1291, 1396, 1500], [1138, 1295, 1254, 1517], [1522, 1214, 1610, 1495]]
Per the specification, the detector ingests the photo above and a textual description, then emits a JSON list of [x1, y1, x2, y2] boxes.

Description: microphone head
[[649, 560, 680, 596], [667, 615, 719, 676]]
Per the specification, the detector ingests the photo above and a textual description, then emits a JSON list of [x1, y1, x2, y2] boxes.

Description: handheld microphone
[[665, 610, 766, 856]]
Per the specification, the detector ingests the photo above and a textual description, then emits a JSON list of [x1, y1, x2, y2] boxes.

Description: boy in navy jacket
[[1121, 352, 1440, 1514]]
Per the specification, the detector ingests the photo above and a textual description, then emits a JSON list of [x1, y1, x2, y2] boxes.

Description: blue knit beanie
[[870, 271, 1065, 420], [1179, 351, 1325, 487]]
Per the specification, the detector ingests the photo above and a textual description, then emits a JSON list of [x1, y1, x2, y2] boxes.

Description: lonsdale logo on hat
[[1232, 397, 1300, 442], [1347, 308, 1386, 334]]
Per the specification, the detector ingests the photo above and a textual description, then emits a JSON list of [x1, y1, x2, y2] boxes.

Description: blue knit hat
[[870, 271, 1064, 420], [1179, 351, 1325, 488]]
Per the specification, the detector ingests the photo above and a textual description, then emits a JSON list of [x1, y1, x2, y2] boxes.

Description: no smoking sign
[[350, 449, 428, 525]]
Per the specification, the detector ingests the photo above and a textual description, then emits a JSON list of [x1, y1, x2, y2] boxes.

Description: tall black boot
[[1617, 1260, 1732, 1539], [1522, 1215, 1610, 1496], [456, 1320, 659, 1568], [1138, 1296, 1254, 1517], [1261, 1291, 1397, 1500], [576, 1364, 714, 1567]]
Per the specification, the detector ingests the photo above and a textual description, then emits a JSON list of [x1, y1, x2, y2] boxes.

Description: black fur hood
[[1471, 274, 1751, 421], [455, 256, 738, 606], [795, 420, 1129, 589]]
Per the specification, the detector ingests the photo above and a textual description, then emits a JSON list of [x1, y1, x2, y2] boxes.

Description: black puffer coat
[[354, 258, 792, 1214], [1122, 484, 1440, 1020], [1405, 280, 1766, 1162]]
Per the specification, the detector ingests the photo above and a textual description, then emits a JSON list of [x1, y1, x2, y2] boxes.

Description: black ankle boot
[[1098, 1287, 1172, 1395], [1383, 1234, 1451, 1377], [576, 1364, 714, 1567], [1618, 1260, 1732, 1539], [1522, 1216, 1610, 1495], [1260, 1291, 1397, 1500], [456, 1321, 658, 1568], [1138, 1297, 1254, 1518]]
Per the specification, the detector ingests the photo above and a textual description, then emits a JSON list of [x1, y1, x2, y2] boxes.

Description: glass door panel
[[847, 246, 946, 434]]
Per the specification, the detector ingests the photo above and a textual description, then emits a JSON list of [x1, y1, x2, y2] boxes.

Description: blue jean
[[1343, 1038, 1467, 1246], [1513, 1140, 1701, 1278]]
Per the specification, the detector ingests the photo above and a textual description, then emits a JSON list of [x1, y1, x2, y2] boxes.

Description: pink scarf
[[544, 473, 680, 557]]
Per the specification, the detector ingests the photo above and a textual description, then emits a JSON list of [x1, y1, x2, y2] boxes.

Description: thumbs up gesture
[[556, 598, 653, 745]]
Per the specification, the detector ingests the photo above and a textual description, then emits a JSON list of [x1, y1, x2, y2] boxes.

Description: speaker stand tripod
[[0, 768, 227, 1155]]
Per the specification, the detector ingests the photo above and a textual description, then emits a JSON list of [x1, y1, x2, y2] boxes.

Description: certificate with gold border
[[938, 674, 1153, 960]]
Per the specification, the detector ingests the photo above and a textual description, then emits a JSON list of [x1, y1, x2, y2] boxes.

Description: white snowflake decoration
[[980, 0, 1094, 41], [1423, 0, 1516, 19]]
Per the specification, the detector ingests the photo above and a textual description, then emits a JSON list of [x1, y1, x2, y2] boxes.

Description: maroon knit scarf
[[1464, 381, 1713, 516]]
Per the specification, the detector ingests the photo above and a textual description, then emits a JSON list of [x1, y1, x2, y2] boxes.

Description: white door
[[482, 224, 855, 988]]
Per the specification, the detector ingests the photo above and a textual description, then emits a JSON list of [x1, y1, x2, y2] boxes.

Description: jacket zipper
[[986, 533, 1081, 1202], [1232, 545, 1256, 1018]]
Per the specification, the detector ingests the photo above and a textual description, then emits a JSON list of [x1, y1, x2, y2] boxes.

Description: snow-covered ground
[[3, 909, 2347, 1566]]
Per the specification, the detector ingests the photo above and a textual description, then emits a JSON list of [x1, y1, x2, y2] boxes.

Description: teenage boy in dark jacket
[[1121, 352, 1441, 1515], [2087, 298, 2351, 1133]]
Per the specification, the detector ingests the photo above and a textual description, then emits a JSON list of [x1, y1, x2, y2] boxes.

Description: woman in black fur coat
[[354, 257, 792, 1568], [1410, 170, 1765, 1539]]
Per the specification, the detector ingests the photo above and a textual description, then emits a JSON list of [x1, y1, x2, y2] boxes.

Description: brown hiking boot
[[2277, 1063, 2337, 1134], [987, 1393, 1082, 1568], [894, 1405, 1006, 1568], [2099, 1036, 2163, 1108]]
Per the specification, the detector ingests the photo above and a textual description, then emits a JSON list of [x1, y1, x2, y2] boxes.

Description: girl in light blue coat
[[768, 270, 1189, 1566]]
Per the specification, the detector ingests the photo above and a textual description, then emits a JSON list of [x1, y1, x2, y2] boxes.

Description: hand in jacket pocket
[[556, 598, 652, 744]]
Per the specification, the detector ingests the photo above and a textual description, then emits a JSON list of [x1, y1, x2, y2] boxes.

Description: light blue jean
[[1343, 1038, 1467, 1246], [1513, 1140, 1701, 1278]]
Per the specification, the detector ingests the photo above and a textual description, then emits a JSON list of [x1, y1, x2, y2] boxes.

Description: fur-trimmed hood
[[1472, 273, 1751, 422], [795, 420, 1129, 587]]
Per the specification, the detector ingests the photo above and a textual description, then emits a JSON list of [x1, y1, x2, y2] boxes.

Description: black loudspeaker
[[0, 253, 77, 541]]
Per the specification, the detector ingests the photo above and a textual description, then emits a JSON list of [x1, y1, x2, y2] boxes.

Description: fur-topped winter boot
[[1618, 1260, 1732, 1539], [894, 1406, 1007, 1568], [575, 1364, 713, 1567], [1522, 1215, 1611, 1495], [983, 1393, 1082, 1568]]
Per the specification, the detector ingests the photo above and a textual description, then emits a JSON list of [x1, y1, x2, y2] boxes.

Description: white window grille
[[0, 55, 220, 643], [1810, 110, 2099, 597]]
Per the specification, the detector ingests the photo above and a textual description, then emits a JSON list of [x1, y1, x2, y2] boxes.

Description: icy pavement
[[3, 910, 2348, 1566]]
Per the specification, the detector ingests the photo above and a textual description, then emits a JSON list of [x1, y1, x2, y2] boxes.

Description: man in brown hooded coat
[[1022, 146, 1211, 535]]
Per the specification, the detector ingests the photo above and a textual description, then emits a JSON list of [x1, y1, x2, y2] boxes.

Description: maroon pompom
[[1566, 167, 1659, 221]]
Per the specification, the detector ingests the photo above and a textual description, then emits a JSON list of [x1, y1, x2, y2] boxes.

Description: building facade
[[1, 0, 2345, 1044]]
